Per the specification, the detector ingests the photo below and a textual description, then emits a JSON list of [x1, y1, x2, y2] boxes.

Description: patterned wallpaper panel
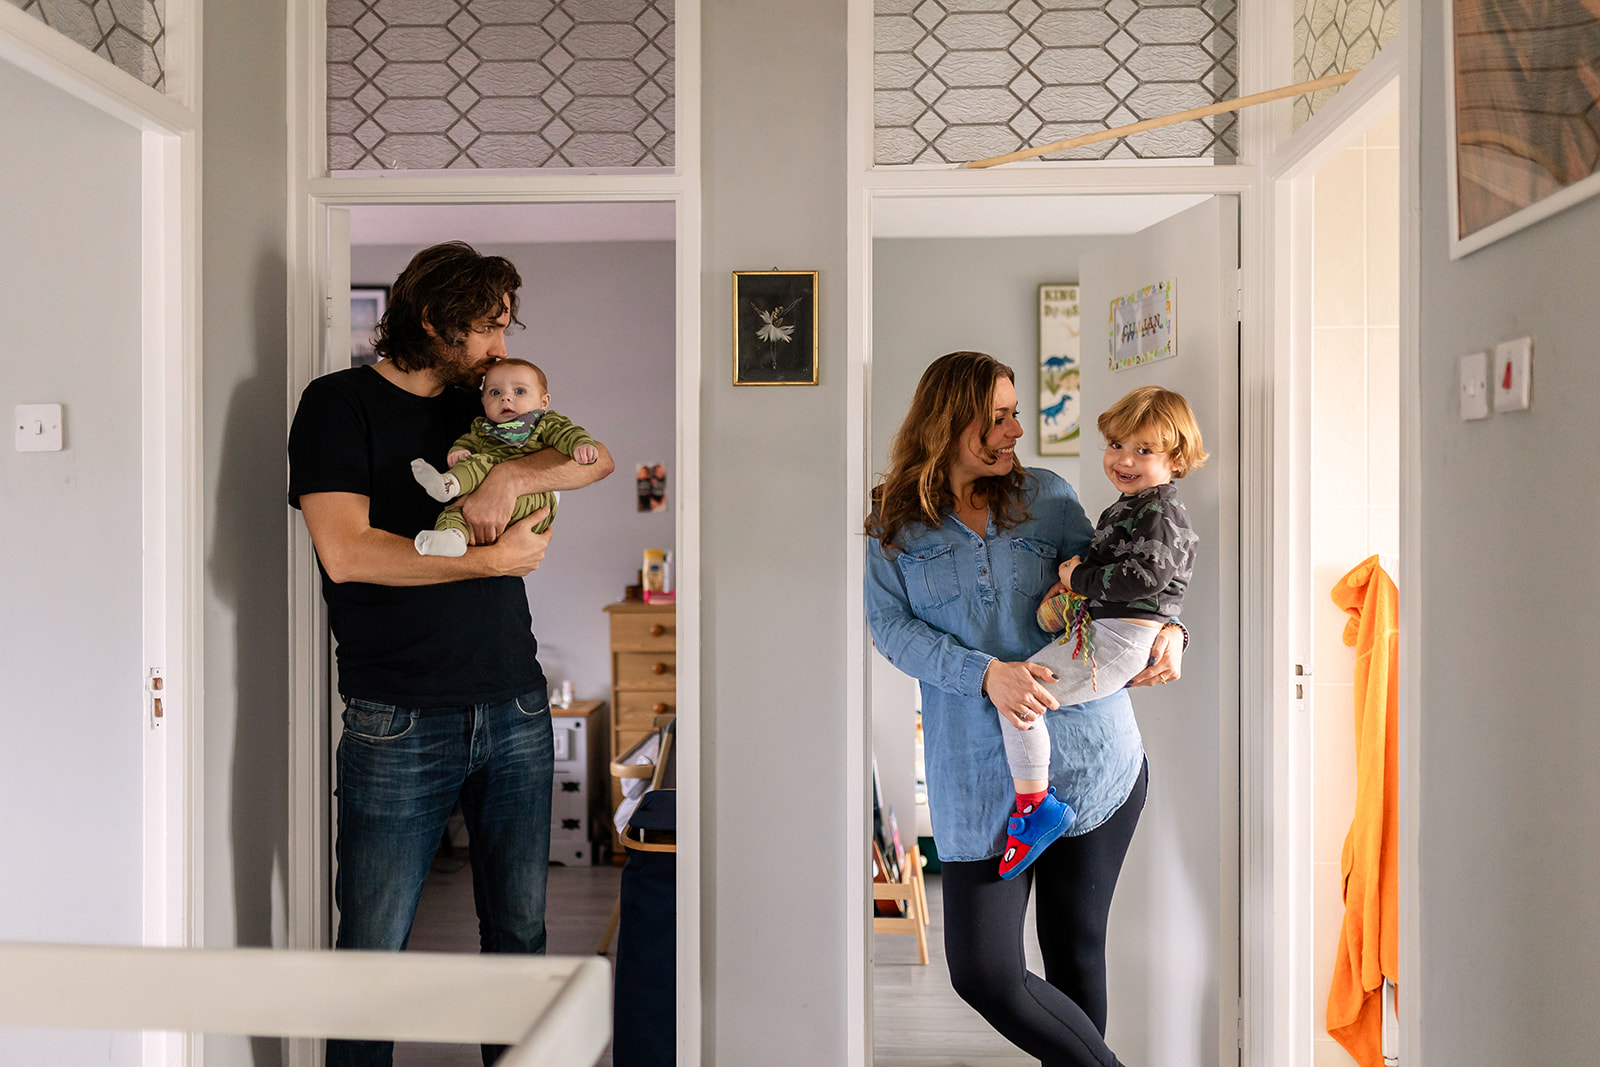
[[1291, 0, 1400, 128], [7, 0, 165, 90], [327, 0, 675, 171], [875, 0, 1239, 165]]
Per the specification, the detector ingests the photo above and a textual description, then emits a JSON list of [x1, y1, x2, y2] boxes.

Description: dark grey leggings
[[940, 759, 1148, 1067]]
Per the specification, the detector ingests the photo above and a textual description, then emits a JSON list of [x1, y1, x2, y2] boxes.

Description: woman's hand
[[1057, 555, 1081, 588], [1128, 624, 1185, 687], [984, 660, 1060, 729]]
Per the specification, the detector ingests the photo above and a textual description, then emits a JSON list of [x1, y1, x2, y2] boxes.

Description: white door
[[1078, 195, 1241, 1067], [0, 55, 190, 1067]]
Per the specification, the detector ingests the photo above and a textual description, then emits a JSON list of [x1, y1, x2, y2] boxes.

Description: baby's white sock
[[411, 458, 460, 502], [414, 529, 468, 557]]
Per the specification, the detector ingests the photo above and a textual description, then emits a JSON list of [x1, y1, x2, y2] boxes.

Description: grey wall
[[701, 0, 850, 1060], [201, 0, 291, 1064], [351, 240, 677, 703], [1417, 0, 1600, 1060], [872, 236, 1106, 500], [0, 56, 145, 1067]]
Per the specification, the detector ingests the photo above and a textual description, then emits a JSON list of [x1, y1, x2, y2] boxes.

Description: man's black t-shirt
[[288, 365, 544, 708]]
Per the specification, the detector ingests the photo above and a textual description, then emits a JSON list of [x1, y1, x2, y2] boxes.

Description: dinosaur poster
[[1038, 283, 1081, 456]]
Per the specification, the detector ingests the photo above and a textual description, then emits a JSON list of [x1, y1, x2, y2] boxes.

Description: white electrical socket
[[14, 404, 63, 451], [1493, 336, 1532, 412], [1459, 351, 1489, 421]]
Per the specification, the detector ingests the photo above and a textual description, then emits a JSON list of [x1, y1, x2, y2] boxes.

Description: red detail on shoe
[[1014, 789, 1048, 816], [998, 835, 1033, 877]]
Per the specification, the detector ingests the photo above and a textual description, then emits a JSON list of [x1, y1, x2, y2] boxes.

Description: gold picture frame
[[732, 270, 818, 386]]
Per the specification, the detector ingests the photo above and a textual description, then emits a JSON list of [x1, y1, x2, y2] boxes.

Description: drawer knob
[[653, 702, 668, 714], [651, 662, 667, 675], [650, 624, 665, 636]]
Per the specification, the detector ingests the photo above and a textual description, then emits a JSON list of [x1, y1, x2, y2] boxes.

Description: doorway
[[865, 192, 1242, 1066], [1283, 100, 1402, 1067], [303, 201, 679, 1066]]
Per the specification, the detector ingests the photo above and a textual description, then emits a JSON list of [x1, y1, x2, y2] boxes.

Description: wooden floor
[[394, 852, 621, 1067], [873, 871, 1039, 1066], [398, 859, 1032, 1066]]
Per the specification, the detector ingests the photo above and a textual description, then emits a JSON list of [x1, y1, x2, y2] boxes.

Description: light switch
[[1493, 336, 1532, 412], [1459, 352, 1489, 421], [14, 404, 63, 452]]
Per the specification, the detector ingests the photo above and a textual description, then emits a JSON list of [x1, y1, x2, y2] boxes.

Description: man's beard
[[433, 344, 488, 389]]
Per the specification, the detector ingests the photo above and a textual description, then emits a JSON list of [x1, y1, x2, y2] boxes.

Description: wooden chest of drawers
[[603, 601, 676, 851]]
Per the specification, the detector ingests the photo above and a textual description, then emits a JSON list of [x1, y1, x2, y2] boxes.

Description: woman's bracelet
[[1163, 619, 1190, 651]]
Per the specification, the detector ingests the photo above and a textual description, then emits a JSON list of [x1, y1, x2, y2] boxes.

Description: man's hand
[[1128, 625, 1184, 687], [984, 659, 1061, 729], [458, 465, 523, 545], [477, 507, 553, 577]]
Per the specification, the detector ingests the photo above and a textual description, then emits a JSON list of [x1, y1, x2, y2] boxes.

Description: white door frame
[[1255, 35, 1414, 1067], [281, 3, 702, 1066], [0, 6, 205, 1067]]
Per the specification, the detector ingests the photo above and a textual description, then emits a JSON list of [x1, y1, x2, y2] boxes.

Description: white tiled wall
[[1307, 108, 1398, 1066]]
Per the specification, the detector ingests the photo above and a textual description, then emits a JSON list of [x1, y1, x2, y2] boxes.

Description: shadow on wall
[[205, 248, 291, 1066]]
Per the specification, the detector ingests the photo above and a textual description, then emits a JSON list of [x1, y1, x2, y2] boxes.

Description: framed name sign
[[1108, 279, 1175, 372]]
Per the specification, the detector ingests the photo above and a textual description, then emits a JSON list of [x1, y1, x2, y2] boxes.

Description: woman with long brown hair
[[865, 351, 1184, 1065]]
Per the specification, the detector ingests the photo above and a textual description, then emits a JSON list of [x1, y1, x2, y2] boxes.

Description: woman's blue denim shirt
[[865, 468, 1145, 862]]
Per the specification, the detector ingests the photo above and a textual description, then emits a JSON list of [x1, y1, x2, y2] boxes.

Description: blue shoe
[[998, 788, 1075, 880]]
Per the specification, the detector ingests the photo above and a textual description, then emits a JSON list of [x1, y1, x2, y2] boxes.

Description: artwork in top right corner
[[1038, 284, 1080, 456], [1448, 0, 1600, 255]]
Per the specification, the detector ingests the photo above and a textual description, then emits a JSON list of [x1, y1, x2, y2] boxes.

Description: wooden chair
[[597, 715, 675, 955], [872, 842, 930, 966]]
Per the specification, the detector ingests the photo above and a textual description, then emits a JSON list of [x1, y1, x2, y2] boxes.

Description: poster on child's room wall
[[1038, 284, 1081, 456], [635, 462, 667, 513], [1108, 279, 1175, 372]]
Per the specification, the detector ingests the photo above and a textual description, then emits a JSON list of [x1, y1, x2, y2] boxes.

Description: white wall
[[350, 239, 677, 703], [1308, 110, 1399, 1067], [702, 0, 850, 1059], [0, 55, 145, 1067], [1417, 0, 1600, 1060]]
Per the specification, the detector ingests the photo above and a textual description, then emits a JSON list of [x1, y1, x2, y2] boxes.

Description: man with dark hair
[[288, 241, 614, 1067]]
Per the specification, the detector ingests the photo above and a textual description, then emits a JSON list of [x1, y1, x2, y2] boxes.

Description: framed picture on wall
[[1446, 0, 1600, 257], [1038, 283, 1081, 456], [732, 270, 818, 385], [350, 286, 388, 367]]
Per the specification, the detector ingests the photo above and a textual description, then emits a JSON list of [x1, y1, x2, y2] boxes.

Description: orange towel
[[1326, 555, 1399, 1066]]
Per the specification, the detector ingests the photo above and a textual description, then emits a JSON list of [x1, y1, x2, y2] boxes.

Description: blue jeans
[[326, 687, 554, 1067]]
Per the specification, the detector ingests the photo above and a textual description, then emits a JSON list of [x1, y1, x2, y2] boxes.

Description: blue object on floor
[[612, 789, 675, 1067]]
